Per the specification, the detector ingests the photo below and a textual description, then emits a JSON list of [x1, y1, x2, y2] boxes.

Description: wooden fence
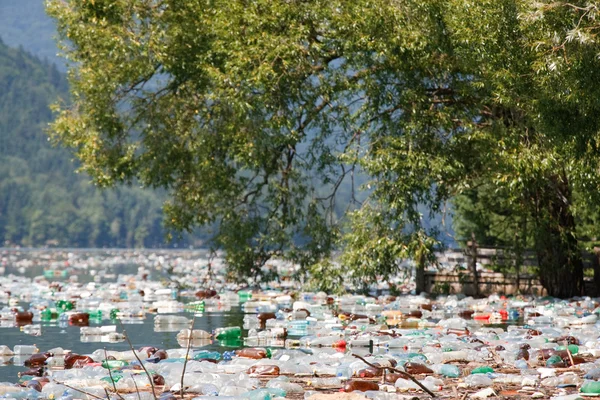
[[426, 247, 597, 296]]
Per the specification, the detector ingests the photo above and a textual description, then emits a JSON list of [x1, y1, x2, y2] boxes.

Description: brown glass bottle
[[385, 372, 403, 384], [24, 352, 51, 367], [195, 289, 217, 299], [64, 353, 94, 369], [139, 346, 159, 358], [343, 380, 380, 392], [257, 312, 276, 329], [19, 367, 44, 377], [68, 313, 90, 326], [152, 349, 168, 360], [15, 311, 33, 324], [571, 355, 585, 365], [153, 374, 166, 385], [516, 348, 529, 361], [404, 362, 433, 374], [358, 365, 382, 378]]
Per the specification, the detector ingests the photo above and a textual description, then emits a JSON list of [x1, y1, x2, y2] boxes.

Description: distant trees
[[0, 39, 186, 248]]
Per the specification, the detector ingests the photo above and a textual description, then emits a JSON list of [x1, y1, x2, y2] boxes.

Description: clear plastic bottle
[[14, 345, 39, 355], [21, 324, 41, 336], [154, 315, 190, 325], [307, 377, 342, 389], [465, 374, 493, 387], [432, 363, 460, 378]]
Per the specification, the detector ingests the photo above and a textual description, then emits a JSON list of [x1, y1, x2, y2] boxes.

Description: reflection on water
[[0, 309, 247, 383]]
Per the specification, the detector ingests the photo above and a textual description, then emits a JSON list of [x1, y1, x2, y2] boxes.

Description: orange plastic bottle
[[236, 347, 270, 359]]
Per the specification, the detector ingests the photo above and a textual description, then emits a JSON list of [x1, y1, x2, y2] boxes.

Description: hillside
[[0, 39, 185, 248], [0, 0, 64, 70]]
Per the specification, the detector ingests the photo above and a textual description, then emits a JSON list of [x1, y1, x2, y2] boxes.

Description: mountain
[[0, 38, 190, 248], [0, 0, 64, 70]]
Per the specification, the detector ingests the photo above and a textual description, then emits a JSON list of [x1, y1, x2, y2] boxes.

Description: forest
[[0, 38, 198, 248]]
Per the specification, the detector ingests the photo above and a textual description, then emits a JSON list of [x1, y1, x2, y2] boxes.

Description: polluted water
[[2, 250, 600, 399]]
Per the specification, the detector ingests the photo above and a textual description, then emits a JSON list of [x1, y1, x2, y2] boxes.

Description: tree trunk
[[415, 252, 426, 294], [535, 174, 583, 298], [593, 247, 600, 297], [468, 233, 480, 297]]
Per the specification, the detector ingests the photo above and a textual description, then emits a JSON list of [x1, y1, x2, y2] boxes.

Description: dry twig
[[117, 318, 157, 400], [104, 347, 126, 400], [181, 314, 198, 398], [352, 353, 436, 398], [564, 340, 575, 367], [54, 380, 105, 400]]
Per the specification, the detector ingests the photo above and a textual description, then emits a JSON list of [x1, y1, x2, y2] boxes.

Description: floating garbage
[[3, 249, 600, 399]]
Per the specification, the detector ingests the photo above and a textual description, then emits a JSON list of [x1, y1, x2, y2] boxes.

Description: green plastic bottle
[[88, 310, 102, 320], [101, 374, 123, 384], [218, 338, 242, 347], [556, 344, 579, 355], [185, 301, 205, 312], [193, 350, 221, 361], [214, 326, 242, 340], [56, 300, 73, 311], [102, 359, 128, 370], [546, 355, 564, 367], [238, 291, 252, 303], [581, 380, 600, 394], [41, 309, 57, 321], [438, 364, 460, 378], [471, 366, 494, 374]]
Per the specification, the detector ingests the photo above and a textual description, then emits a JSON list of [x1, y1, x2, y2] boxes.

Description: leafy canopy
[[48, 0, 600, 291]]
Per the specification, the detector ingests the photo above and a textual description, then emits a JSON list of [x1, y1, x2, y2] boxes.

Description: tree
[[48, 0, 600, 296]]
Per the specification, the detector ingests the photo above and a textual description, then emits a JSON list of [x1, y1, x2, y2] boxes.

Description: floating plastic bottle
[[343, 380, 379, 392], [214, 326, 242, 339], [247, 365, 280, 375], [14, 345, 38, 355], [471, 366, 494, 374], [307, 377, 342, 389], [236, 348, 271, 359], [192, 350, 221, 361], [80, 325, 116, 336], [432, 364, 460, 378], [177, 328, 211, 340], [101, 359, 129, 369], [581, 380, 600, 394], [154, 315, 190, 325], [21, 324, 41, 336]]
